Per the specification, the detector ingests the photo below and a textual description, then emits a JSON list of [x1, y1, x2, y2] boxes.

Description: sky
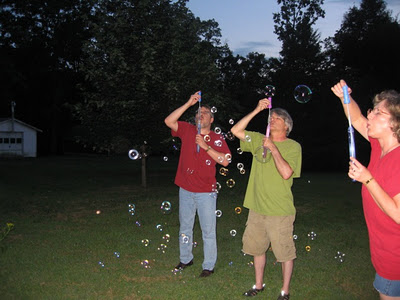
[[187, 0, 400, 57]]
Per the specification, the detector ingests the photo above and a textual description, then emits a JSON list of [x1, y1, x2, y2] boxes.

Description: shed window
[[0, 138, 3, 143], [16, 138, 22, 144], [10, 138, 15, 144], [4, 138, 9, 143]]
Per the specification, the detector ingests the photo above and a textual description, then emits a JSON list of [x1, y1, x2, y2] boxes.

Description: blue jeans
[[179, 188, 217, 271], [374, 273, 400, 297]]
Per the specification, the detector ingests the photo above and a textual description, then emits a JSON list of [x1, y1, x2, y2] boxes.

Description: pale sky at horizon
[[187, 0, 400, 57]]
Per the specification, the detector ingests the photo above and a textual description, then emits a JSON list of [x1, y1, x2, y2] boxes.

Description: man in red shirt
[[165, 91, 231, 277]]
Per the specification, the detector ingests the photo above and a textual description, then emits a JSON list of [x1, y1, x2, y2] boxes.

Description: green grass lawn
[[0, 155, 377, 299]]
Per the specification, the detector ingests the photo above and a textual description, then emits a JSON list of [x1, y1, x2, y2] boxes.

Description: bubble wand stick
[[197, 91, 202, 153], [343, 85, 356, 181], [263, 85, 275, 158]]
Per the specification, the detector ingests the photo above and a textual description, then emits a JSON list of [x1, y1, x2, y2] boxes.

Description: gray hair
[[271, 108, 293, 136]]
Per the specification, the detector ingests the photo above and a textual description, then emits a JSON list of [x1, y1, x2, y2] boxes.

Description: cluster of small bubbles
[[219, 167, 229, 176], [225, 131, 235, 141], [305, 245, 311, 252], [248, 261, 254, 267], [204, 135, 211, 142], [211, 106, 217, 114], [192, 241, 198, 248], [156, 224, 163, 231], [215, 210, 223, 217], [237, 148, 243, 154], [229, 119, 235, 125], [180, 234, 190, 244], [206, 160, 212, 166], [186, 168, 194, 174], [162, 234, 170, 242], [214, 140, 222, 147], [225, 153, 232, 163], [163, 156, 168, 162], [214, 127, 222, 134], [142, 239, 150, 247], [141, 260, 151, 269], [128, 149, 140, 160], [245, 135, 251, 142], [294, 85, 312, 104], [230, 229, 237, 237], [226, 179, 235, 188], [235, 207, 242, 214], [160, 201, 172, 214], [335, 251, 346, 263], [308, 231, 317, 240], [135, 220, 142, 227], [98, 261, 105, 267], [158, 244, 167, 253], [171, 268, 182, 275], [217, 156, 224, 163], [114, 251, 120, 258], [293, 234, 298, 240], [128, 203, 135, 216]]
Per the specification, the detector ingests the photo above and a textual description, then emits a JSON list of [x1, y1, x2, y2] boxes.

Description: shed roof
[[0, 118, 43, 132]]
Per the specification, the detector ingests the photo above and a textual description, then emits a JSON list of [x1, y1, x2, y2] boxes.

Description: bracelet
[[206, 145, 211, 152], [365, 177, 374, 185]]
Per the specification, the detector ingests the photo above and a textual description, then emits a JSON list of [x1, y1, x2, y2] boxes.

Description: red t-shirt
[[362, 137, 400, 280], [172, 121, 231, 193]]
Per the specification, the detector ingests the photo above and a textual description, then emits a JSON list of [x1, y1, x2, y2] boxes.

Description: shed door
[[0, 132, 23, 155]]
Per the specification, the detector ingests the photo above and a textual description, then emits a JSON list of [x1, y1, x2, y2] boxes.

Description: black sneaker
[[174, 259, 193, 270], [199, 269, 214, 277], [243, 284, 265, 296]]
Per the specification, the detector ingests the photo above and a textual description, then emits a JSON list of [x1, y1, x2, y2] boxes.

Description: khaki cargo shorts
[[242, 210, 296, 262]]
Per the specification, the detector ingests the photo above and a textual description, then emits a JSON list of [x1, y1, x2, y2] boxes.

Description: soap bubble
[[215, 210, 223, 217], [142, 239, 150, 247], [225, 153, 232, 163], [214, 127, 222, 134], [193, 241, 198, 248], [114, 251, 120, 258], [260, 85, 276, 97], [128, 149, 140, 160], [158, 244, 167, 253], [245, 135, 251, 142], [156, 224, 163, 231], [180, 234, 190, 244], [163, 156, 168, 162], [247, 261, 254, 267], [226, 179, 235, 188], [235, 207, 242, 214], [160, 201, 172, 214], [204, 135, 211, 142], [211, 106, 217, 113], [335, 251, 346, 263], [254, 146, 272, 163], [237, 163, 244, 170], [212, 182, 221, 193], [141, 260, 151, 269], [229, 119, 234, 125], [240, 168, 246, 175], [237, 148, 243, 154], [305, 245, 311, 252], [293, 235, 298, 240], [163, 234, 170, 242], [308, 231, 317, 240], [214, 140, 222, 147], [128, 203, 135, 216], [225, 131, 235, 141], [230, 229, 237, 237], [135, 220, 142, 227], [219, 167, 229, 176], [98, 261, 105, 267], [294, 85, 312, 104], [206, 160, 212, 166]]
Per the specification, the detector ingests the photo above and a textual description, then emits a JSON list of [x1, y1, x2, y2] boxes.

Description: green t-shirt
[[240, 130, 302, 216]]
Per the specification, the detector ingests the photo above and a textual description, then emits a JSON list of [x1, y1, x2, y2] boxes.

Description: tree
[[74, 0, 232, 154], [0, 0, 94, 154]]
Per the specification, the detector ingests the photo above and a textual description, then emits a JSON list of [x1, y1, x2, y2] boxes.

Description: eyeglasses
[[367, 107, 390, 116]]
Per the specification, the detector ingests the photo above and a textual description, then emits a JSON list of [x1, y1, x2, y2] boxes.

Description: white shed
[[0, 118, 42, 157]]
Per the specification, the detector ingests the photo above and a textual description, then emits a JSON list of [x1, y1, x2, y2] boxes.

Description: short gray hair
[[271, 108, 293, 136]]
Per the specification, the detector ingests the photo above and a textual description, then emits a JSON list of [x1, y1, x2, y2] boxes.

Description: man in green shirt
[[231, 98, 301, 300]]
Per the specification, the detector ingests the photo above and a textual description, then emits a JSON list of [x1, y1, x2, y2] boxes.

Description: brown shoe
[[199, 269, 214, 277], [174, 259, 193, 270]]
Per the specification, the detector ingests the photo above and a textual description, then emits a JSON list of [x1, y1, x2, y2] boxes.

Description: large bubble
[[294, 85, 312, 103]]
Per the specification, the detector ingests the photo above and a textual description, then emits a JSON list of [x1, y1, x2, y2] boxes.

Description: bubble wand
[[196, 91, 202, 153], [263, 85, 275, 158], [343, 85, 356, 181]]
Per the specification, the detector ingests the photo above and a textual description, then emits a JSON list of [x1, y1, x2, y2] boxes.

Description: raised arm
[[164, 91, 201, 132], [331, 80, 368, 140], [231, 98, 270, 140]]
